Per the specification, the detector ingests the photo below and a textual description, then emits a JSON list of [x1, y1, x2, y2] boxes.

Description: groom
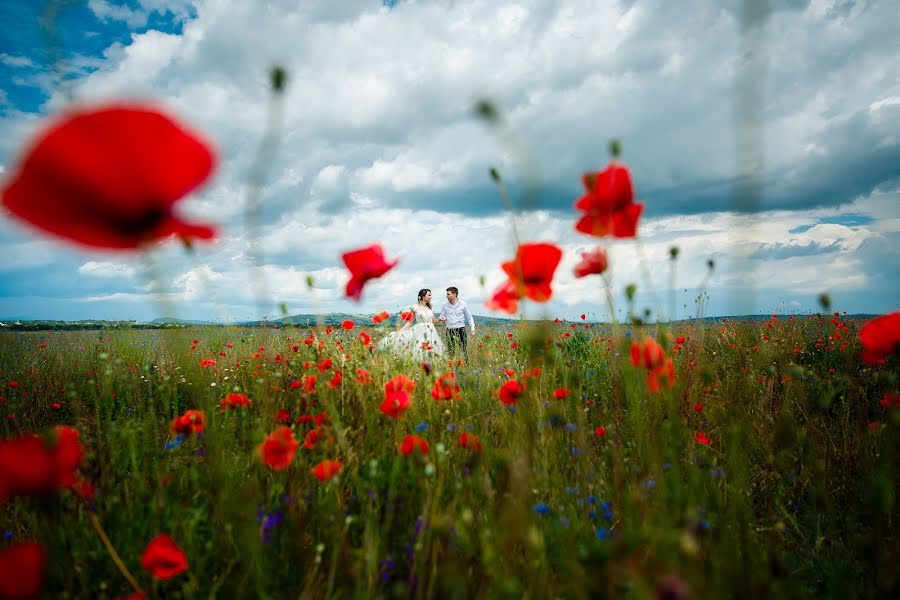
[[438, 286, 475, 357]]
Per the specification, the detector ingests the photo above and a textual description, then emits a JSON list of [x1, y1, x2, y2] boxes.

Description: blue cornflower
[[570, 447, 583, 456], [446, 424, 458, 431], [709, 468, 726, 479], [642, 478, 656, 490], [595, 527, 611, 540], [507, 406, 517, 413], [533, 503, 551, 515], [588, 510, 597, 521], [415, 422, 429, 432], [165, 435, 185, 450], [564, 423, 577, 431], [662, 462, 672, 471], [464, 423, 474, 430], [587, 495, 596, 505]]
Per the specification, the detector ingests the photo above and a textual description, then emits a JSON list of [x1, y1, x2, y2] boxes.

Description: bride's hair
[[417, 288, 432, 309]]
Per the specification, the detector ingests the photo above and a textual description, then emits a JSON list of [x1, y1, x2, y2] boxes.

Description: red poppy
[[355, 369, 374, 385], [220, 392, 251, 410], [310, 459, 343, 481], [385, 374, 416, 394], [0, 427, 85, 502], [573, 163, 644, 238], [398, 435, 430, 456], [552, 388, 571, 399], [341, 320, 355, 331], [259, 426, 299, 470], [199, 359, 216, 367], [52, 425, 85, 489], [456, 432, 482, 453], [573, 246, 609, 278], [140, 534, 188, 579], [1, 104, 216, 249], [302, 428, 321, 450], [858, 312, 900, 365], [485, 280, 519, 314], [523, 367, 542, 379], [373, 310, 390, 324], [498, 379, 525, 406], [694, 431, 710, 445], [594, 426, 606, 437], [431, 372, 461, 401], [380, 390, 411, 419], [0, 541, 46, 600], [400, 311, 414, 322], [630, 337, 666, 369], [303, 375, 317, 394], [341, 244, 399, 301], [501, 242, 563, 302], [317, 359, 333, 373], [675, 336, 686, 344], [169, 409, 206, 437], [357, 331, 371, 346], [328, 371, 342, 388]]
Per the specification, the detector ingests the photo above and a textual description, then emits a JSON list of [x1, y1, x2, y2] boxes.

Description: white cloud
[[78, 261, 139, 278], [0, 54, 35, 68]]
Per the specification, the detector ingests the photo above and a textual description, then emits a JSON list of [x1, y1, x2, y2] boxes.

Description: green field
[[1, 315, 896, 598]]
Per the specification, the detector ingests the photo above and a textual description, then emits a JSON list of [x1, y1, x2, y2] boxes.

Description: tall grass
[[1, 314, 896, 598]]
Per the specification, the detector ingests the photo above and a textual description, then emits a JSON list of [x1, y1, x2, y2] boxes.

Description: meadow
[[1, 313, 896, 599]]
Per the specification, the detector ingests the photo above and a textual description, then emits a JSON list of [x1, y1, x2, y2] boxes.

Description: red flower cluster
[[1, 104, 217, 250], [398, 435, 430, 456], [859, 312, 900, 365], [310, 459, 343, 481], [169, 409, 206, 437], [573, 163, 643, 238], [0, 426, 87, 502], [259, 426, 299, 470], [341, 244, 398, 301], [486, 243, 563, 314], [0, 542, 46, 599], [552, 388, 571, 399], [498, 379, 525, 406], [630, 337, 675, 392], [430, 372, 461, 401], [372, 310, 390, 324], [220, 393, 252, 410], [456, 432, 482, 453], [141, 534, 188, 579], [573, 246, 609, 278]]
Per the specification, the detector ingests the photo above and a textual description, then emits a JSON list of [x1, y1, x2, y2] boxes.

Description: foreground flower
[[0, 542, 46, 600], [310, 459, 343, 481], [574, 162, 643, 238], [630, 337, 675, 392], [341, 244, 399, 301], [456, 432, 482, 453], [169, 409, 206, 437], [498, 379, 525, 406], [1, 104, 216, 249], [398, 435, 430, 456], [431, 372, 461, 401], [380, 390, 411, 418], [0, 427, 85, 502], [259, 426, 299, 470], [501, 243, 564, 302], [858, 312, 900, 365], [141, 534, 188, 579], [485, 279, 519, 314], [573, 246, 609, 278]]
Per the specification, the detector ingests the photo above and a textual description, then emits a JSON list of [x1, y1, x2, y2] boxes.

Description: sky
[[0, 0, 898, 323]]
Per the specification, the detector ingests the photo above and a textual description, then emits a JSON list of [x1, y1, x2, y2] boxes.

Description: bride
[[377, 289, 446, 360]]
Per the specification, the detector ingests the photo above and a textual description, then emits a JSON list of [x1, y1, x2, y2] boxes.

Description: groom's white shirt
[[438, 300, 475, 334]]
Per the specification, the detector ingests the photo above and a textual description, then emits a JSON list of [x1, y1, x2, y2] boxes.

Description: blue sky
[[0, 0, 898, 322]]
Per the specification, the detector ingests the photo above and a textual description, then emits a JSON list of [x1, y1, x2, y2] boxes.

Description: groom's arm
[[463, 303, 475, 334]]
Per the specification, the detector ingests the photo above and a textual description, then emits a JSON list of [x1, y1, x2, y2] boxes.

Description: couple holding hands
[[376, 287, 476, 360]]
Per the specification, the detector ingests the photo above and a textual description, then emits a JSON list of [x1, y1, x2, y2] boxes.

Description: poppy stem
[[88, 512, 146, 596]]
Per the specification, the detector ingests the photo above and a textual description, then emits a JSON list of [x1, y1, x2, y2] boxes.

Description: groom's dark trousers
[[446, 327, 468, 357]]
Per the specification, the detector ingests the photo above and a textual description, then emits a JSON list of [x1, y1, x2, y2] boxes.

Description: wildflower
[[498, 379, 525, 406], [485, 279, 519, 314], [310, 459, 343, 481], [380, 390, 411, 418], [431, 372, 461, 401], [501, 242, 564, 302], [169, 409, 206, 437], [199, 359, 216, 367], [630, 337, 675, 392], [341, 320, 354, 331], [594, 426, 606, 437], [140, 534, 188, 579], [573, 162, 643, 238], [456, 432, 482, 453], [0, 542, 46, 599], [357, 331, 371, 346], [355, 369, 373, 385], [398, 435, 430, 456], [327, 371, 342, 388], [553, 388, 571, 399], [694, 431, 710, 445], [220, 393, 251, 410], [276, 409, 291, 424], [303, 375, 317, 393], [573, 246, 609, 278], [858, 312, 900, 365], [523, 367, 542, 379], [0, 427, 85, 501], [302, 428, 321, 450], [385, 374, 416, 394], [373, 310, 390, 324], [259, 426, 299, 470], [692, 403, 704, 412], [2, 104, 216, 249], [533, 503, 551, 515], [341, 244, 399, 301]]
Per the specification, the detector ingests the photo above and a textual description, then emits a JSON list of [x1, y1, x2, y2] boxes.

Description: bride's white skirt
[[377, 323, 446, 360]]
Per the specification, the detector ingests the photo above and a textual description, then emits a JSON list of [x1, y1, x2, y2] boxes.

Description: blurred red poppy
[[341, 244, 398, 301], [0, 542, 46, 600], [169, 409, 206, 437], [573, 246, 609, 278], [858, 312, 900, 365], [694, 431, 711, 445], [373, 310, 390, 324], [401, 311, 414, 322], [380, 390, 411, 418], [0, 426, 86, 501], [220, 392, 251, 410], [310, 459, 343, 481], [501, 243, 563, 302], [341, 320, 355, 331], [456, 432, 482, 453], [385, 374, 416, 394], [259, 426, 299, 470], [431, 372, 461, 401], [485, 279, 519, 314], [574, 163, 643, 238], [398, 434, 430, 456], [140, 534, 188, 579], [357, 331, 371, 346], [553, 388, 571, 399], [498, 379, 525, 406], [1, 104, 216, 249]]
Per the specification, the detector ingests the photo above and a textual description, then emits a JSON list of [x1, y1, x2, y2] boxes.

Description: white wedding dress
[[377, 304, 446, 360]]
